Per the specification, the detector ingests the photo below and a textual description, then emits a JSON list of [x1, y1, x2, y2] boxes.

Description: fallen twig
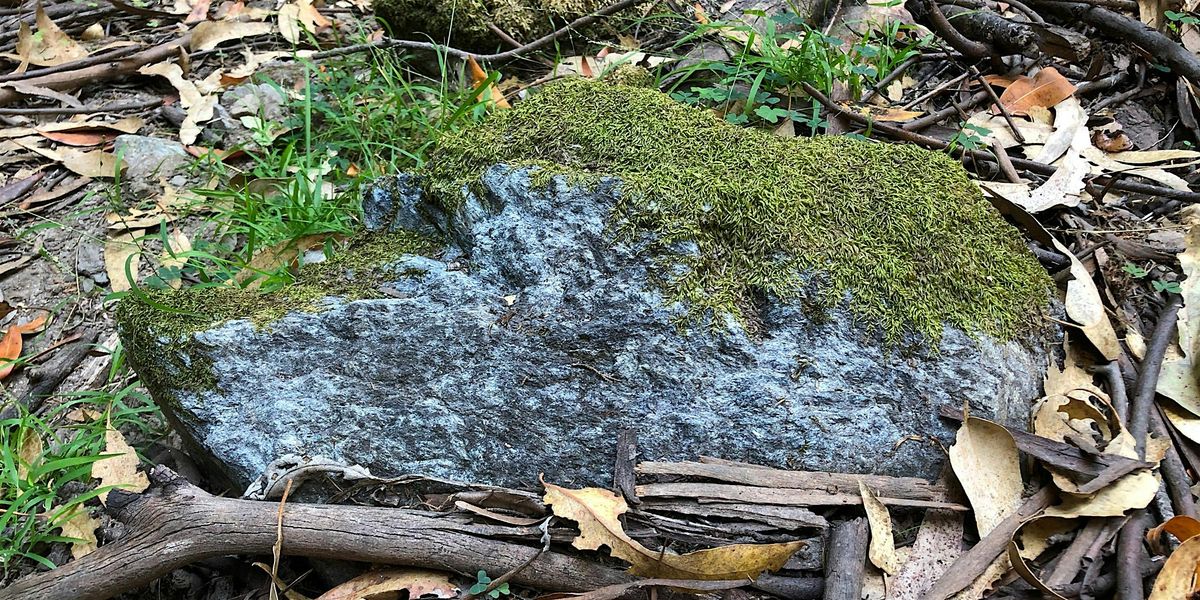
[[823, 518, 868, 600]]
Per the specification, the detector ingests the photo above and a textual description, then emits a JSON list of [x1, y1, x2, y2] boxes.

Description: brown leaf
[[1091, 129, 1133, 152], [16, 428, 42, 480], [1149, 535, 1200, 599], [15, 311, 50, 334], [235, 233, 337, 288], [91, 426, 150, 503], [543, 480, 803, 580], [995, 67, 1077, 116], [14, 3, 88, 67], [37, 130, 118, 147], [466, 56, 511, 110], [948, 416, 1023, 535], [315, 568, 457, 600], [189, 20, 273, 52], [0, 326, 22, 380]]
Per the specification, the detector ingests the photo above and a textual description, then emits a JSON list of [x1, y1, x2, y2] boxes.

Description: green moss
[[116, 232, 440, 399], [373, 0, 611, 52], [421, 78, 1052, 345]]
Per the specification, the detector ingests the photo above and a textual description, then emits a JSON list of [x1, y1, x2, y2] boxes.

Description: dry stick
[[0, 44, 144, 84], [0, 466, 633, 600], [1045, 519, 1106, 590], [919, 0, 992, 61], [307, 0, 652, 64], [1116, 299, 1181, 600], [1151, 406, 1198, 519], [1029, 0, 1200, 89], [0, 97, 163, 116], [823, 518, 868, 600], [0, 33, 193, 107], [970, 65, 1024, 143], [924, 487, 1057, 600], [991, 141, 1022, 183], [904, 90, 990, 131], [901, 71, 971, 110], [800, 82, 1200, 202]]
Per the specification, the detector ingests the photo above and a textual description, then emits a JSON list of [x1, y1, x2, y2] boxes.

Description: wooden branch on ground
[[0, 466, 633, 600], [635, 482, 968, 510], [0, 33, 193, 108], [822, 518, 868, 600], [637, 460, 950, 501]]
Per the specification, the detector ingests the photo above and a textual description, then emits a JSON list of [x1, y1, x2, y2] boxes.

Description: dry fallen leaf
[[104, 229, 143, 293], [91, 426, 150, 503], [190, 20, 273, 52], [949, 416, 1023, 535], [988, 67, 1077, 116], [0, 326, 23, 380], [159, 229, 192, 290], [54, 504, 99, 559], [16, 428, 42, 480], [12, 4, 88, 67], [138, 61, 219, 145], [1159, 223, 1200, 413], [1052, 238, 1121, 360], [315, 568, 457, 600], [466, 56, 511, 110], [543, 480, 803, 580], [860, 480, 902, 575], [1149, 535, 1200, 599]]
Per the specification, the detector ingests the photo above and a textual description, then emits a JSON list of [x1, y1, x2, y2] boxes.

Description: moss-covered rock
[[422, 77, 1052, 345], [373, 0, 611, 52]]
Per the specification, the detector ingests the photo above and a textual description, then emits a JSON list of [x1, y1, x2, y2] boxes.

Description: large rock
[[119, 79, 1053, 489]]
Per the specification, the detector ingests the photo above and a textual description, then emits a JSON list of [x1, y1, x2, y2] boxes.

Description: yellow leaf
[[103, 229, 143, 293], [1052, 238, 1121, 360], [138, 61, 218, 145], [91, 426, 149, 503], [543, 480, 802, 580], [948, 417, 1023, 535], [159, 229, 192, 290], [465, 56, 511, 110], [860, 480, 901, 575], [55, 504, 99, 559], [1149, 535, 1200, 599]]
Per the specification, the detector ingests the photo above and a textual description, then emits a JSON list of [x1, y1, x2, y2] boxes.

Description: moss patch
[[373, 0, 611, 52], [422, 78, 1052, 345], [116, 232, 440, 399]]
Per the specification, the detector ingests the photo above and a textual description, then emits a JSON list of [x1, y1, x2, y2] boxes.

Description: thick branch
[[0, 467, 631, 600]]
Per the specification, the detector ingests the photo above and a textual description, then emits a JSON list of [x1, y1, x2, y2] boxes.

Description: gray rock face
[[113, 135, 191, 181], [127, 166, 1047, 489]]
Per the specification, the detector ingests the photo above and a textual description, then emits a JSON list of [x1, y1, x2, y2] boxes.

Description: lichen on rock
[[422, 77, 1052, 345], [373, 0, 611, 52]]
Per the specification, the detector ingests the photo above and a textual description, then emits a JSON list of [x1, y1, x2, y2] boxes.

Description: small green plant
[[1167, 10, 1200, 33], [666, 7, 930, 128], [150, 45, 490, 291], [469, 570, 511, 598], [1122, 262, 1149, 278], [947, 122, 991, 152]]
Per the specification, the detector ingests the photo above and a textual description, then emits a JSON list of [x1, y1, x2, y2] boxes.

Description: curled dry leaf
[[314, 567, 457, 600], [543, 480, 803, 580], [16, 428, 42, 480], [138, 61, 219, 145], [1159, 222, 1200, 414], [466, 56, 511, 110], [948, 416, 1023, 535], [91, 426, 150, 503], [1052, 238, 1121, 360], [1148, 515, 1200, 555], [886, 510, 963, 600], [860, 480, 902, 575], [1149, 535, 1200, 599]]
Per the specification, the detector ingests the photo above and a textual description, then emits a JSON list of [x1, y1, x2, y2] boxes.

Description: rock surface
[[122, 166, 1049, 489]]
